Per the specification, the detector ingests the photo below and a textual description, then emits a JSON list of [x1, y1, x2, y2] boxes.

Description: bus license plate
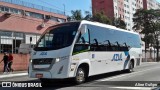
[[36, 74, 43, 78]]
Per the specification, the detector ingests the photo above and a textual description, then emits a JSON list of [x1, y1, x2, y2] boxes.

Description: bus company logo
[[40, 52, 47, 55], [112, 53, 122, 61]]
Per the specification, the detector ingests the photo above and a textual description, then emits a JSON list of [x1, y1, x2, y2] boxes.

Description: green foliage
[[67, 10, 83, 21], [68, 10, 127, 29], [67, 10, 112, 25], [84, 11, 92, 20], [92, 11, 111, 24], [112, 18, 126, 29], [133, 9, 160, 46]]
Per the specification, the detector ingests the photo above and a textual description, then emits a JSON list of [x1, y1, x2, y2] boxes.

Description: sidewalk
[[141, 61, 160, 66], [0, 71, 28, 79]]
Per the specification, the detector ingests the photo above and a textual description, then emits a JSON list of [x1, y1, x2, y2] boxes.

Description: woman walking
[[8, 53, 14, 72]]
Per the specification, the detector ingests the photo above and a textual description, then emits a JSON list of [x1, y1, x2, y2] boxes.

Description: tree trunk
[[145, 41, 147, 62], [156, 40, 159, 62]]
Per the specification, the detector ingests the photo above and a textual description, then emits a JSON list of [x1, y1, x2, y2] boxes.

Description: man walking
[[0, 52, 9, 74]]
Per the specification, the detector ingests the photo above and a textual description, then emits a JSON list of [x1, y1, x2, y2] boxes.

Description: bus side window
[[90, 39, 99, 51]]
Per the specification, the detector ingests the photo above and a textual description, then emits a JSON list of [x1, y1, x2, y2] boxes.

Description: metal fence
[[142, 50, 160, 62], [0, 0, 64, 15]]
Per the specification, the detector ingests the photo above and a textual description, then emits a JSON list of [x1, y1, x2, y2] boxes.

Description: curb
[[0, 73, 28, 79]]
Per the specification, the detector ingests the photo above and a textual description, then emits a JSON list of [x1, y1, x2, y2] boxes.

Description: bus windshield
[[34, 22, 80, 51]]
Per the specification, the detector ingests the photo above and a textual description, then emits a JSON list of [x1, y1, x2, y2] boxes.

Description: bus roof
[[80, 20, 139, 35]]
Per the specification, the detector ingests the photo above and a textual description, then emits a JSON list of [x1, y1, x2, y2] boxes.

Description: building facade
[[143, 0, 160, 10], [0, 0, 67, 54], [92, 0, 159, 31]]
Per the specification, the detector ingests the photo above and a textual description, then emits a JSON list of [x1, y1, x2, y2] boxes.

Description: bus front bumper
[[30, 71, 52, 79]]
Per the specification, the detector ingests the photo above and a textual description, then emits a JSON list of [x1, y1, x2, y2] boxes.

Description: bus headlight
[[56, 58, 60, 62], [30, 59, 32, 63], [55, 56, 69, 63]]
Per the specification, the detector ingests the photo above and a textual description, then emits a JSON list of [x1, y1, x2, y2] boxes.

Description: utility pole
[[63, 4, 65, 15]]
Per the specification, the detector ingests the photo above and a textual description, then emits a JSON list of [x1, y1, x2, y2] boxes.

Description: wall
[[0, 54, 30, 72], [92, 0, 114, 19]]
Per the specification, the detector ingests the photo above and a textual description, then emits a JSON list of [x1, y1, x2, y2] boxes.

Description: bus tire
[[127, 61, 134, 73], [75, 67, 86, 84]]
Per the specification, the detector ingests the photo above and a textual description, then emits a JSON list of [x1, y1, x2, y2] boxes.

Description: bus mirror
[[80, 25, 87, 34]]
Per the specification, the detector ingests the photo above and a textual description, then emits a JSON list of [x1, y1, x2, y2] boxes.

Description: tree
[[67, 15, 72, 21], [70, 10, 83, 21], [112, 17, 126, 29], [92, 11, 111, 24], [84, 11, 92, 21], [133, 9, 160, 61]]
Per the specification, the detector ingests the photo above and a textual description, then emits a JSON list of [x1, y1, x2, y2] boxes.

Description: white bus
[[28, 20, 142, 84]]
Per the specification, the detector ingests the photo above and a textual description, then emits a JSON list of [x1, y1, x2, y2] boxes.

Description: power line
[[38, 0, 71, 14], [39, 0, 63, 10]]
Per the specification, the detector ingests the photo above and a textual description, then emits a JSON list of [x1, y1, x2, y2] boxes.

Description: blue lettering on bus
[[40, 52, 47, 55], [112, 53, 122, 61]]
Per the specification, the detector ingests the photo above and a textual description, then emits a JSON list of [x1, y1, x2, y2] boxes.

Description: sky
[[20, 0, 160, 16], [20, 0, 92, 16]]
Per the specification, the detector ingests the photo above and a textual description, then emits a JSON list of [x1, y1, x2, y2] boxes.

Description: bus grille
[[32, 58, 53, 65]]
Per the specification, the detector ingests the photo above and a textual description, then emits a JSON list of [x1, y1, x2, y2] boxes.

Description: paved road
[[0, 62, 160, 90]]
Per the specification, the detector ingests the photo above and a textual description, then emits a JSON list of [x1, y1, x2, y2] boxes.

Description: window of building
[[10, 8, 22, 14], [125, 10, 127, 13], [0, 6, 9, 12], [119, 7, 121, 11], [122, 9, 124, 12], [0, 31, 40, 54], [58, 18, 66, 23], [0, 6, 22, 15], [31, 12, 43, 19], [115, 6, 117, 9], [51, 16, 58, 21], [118, 1, 120, 4]]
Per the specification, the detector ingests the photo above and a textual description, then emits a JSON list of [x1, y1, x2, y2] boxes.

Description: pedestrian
[[0, 52, 9, 74], [8, 53, 14, 72]]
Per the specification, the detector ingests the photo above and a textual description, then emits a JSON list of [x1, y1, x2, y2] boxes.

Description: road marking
[[109, 86, 155, 90], [0, 73, 28, 79], [97, 67, 160, 81]]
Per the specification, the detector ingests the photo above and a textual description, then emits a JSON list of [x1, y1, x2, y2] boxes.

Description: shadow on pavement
[[0, 70, 131, 90]]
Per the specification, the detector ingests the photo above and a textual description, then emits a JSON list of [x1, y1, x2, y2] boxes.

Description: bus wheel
[[75, 67, 86, 84], [127, 61, 134, 73]]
